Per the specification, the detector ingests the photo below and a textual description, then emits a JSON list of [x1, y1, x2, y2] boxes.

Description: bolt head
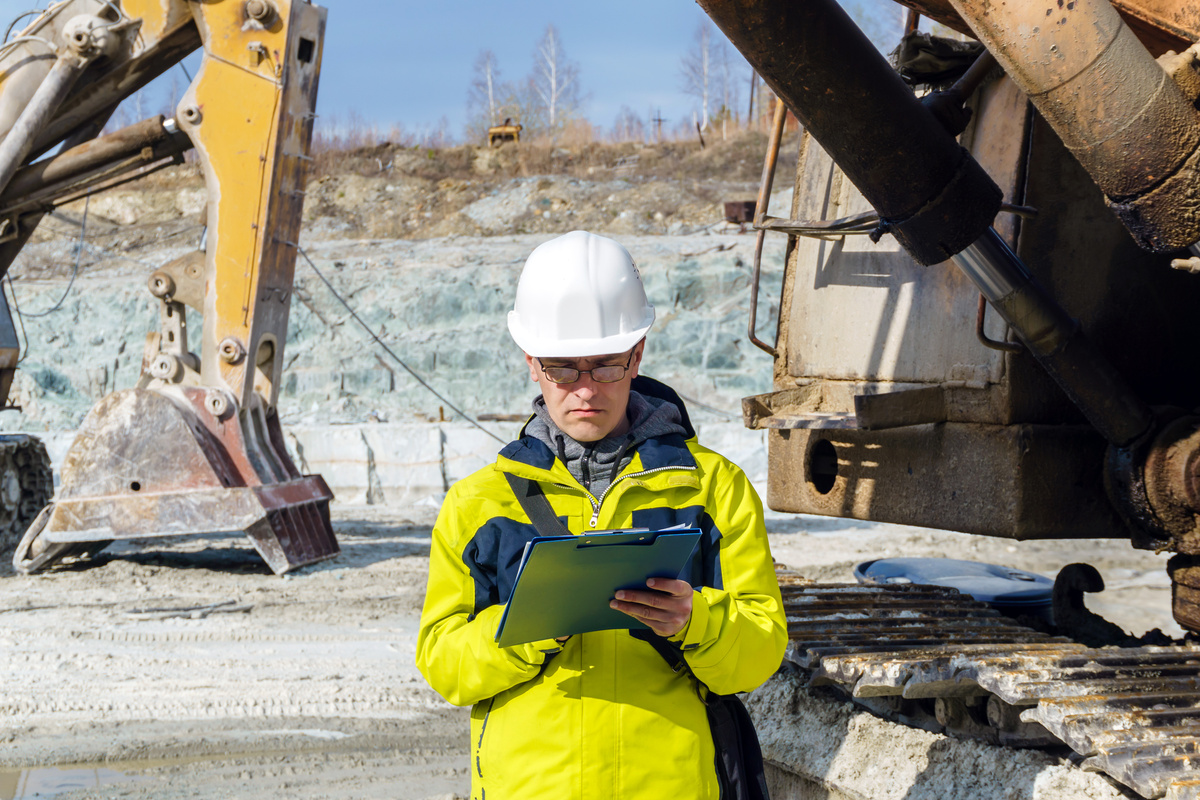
[[218, 337, 246, 365], [245, 0, 273, 21], [149, 354, 180, 381], [148, 271, 175, 298], [206, 391, 230, 418]]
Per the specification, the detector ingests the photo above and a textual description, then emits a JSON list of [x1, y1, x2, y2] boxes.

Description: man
[[416, 230, 786, 799]]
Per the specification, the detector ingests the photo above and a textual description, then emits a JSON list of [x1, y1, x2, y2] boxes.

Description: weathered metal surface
[[952, 230, 1155, 448], [975, 293, 1021, 353], [1170, 555, 1200, 633], [697, 0, 1001, 266], [0, 54, 85, 196], [775, 74, 1023, 390], [747, 99, 788, 358], [0, 116, 192, 224], [894, 1, 1200, 58], [182, 0, 325, 413], [784, 579, 1200, 798], [750, 41, 1200, 538], [948, 0, 1200, 252], [743, 385, 948, 431], [12, 388, 338, 575], [0, 0, 135, 155], [766, 422, 1126, 540], [24, 1, 201, 162], [0, 0, 336, 575]]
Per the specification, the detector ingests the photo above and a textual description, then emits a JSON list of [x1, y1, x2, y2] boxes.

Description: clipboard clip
[[577, 529, 658, 548]]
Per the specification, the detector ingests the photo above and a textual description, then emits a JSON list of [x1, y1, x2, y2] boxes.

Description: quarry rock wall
[[6, 232, 784, 503]]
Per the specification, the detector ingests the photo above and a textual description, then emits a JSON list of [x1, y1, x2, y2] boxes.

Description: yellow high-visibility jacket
[[416, 404, 787, 800]]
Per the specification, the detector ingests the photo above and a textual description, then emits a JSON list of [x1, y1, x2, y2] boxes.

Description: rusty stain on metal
[[947, 0, 1200, 251], [781, 574, 1200, 798]]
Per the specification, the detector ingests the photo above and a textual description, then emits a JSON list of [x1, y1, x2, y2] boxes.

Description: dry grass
[[307, 120, 799, 186], [307, 105, 798, 180]]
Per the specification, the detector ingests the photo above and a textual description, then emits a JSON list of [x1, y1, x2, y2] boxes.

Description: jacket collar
[[499, 375, 696, 476]]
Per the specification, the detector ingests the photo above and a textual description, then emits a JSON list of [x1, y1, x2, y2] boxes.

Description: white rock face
[[3, 231, 785, 503], [3, 233, 786, 433]]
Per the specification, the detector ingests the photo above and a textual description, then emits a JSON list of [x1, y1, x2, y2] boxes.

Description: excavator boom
[[0, 0, 337, 574]]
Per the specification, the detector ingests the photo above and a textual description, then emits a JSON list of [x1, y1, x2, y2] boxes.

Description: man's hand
[[610, 578, 693, 638]]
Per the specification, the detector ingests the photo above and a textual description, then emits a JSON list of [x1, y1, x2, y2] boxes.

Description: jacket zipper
[[475, 697, 495, 780], [582, 465, 698, 527]]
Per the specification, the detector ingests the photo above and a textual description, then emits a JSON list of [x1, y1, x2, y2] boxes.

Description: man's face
[[525, 341, 645, 443]]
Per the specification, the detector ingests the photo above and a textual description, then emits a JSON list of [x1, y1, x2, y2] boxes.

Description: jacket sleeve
[[672, 457, 787, 694], [416, 483, 561, 707]]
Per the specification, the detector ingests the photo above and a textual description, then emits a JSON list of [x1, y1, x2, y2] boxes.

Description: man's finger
[[611, 598, 670, 620], [646, 578, 691, 596], [614, 589, 667, 608]]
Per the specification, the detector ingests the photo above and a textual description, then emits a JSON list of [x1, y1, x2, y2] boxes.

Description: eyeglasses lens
[[541, 365, 627, 384], [590, 366, 625, 382]]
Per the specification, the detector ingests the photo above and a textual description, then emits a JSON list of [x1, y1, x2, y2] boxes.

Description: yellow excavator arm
[[0, 0, 338, 574]]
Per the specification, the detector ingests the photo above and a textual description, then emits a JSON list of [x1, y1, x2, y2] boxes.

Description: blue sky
[[0, 0, 906, 142]]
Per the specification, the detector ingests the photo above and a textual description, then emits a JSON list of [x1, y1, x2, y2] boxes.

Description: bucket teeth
[[12, 387, 338, 574]]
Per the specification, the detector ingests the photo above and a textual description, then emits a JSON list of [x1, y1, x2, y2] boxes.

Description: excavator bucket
[[12, 387, 338, 574]]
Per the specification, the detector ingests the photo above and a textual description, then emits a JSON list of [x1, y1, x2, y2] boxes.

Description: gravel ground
[[0, 501, 1180, 800]]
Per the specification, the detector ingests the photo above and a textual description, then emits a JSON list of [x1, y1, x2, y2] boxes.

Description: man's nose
[[571, 371, 599, 396]]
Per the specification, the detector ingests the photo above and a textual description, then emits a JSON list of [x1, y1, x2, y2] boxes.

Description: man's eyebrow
[[541, 353, 626, 366]]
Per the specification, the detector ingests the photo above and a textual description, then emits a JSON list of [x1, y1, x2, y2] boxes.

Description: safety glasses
[[537, 351, 634, 384]]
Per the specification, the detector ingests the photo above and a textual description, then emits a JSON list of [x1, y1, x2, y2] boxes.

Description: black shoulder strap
[[504, 473, 572, 537]]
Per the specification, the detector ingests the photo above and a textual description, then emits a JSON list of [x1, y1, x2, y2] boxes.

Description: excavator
[[0, 0, 337, 574], [697, 0, 1200, 796]]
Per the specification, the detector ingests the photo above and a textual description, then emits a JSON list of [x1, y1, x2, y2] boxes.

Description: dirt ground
[[0, 502, 1180, 800]]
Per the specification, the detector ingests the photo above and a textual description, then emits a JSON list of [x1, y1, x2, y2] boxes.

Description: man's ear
[[524, 352, 539, 382], [629, 339, 646, 379]]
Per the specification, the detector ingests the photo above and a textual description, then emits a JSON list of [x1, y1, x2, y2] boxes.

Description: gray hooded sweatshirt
[[524, 390, 690, 499]]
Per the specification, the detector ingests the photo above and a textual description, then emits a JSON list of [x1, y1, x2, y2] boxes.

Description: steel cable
[[20, 194, 87, 318], [298, 246, 507, 444]]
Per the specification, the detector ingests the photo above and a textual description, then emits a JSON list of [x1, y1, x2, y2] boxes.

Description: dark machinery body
[[699, 0, 1200, 632], [700, 0, 1200, 794]]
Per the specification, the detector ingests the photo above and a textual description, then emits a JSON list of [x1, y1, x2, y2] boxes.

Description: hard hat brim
[[507, 310, 654, 358]]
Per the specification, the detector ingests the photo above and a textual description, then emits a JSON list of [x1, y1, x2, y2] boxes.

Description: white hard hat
[[508, 231, 655, 357]]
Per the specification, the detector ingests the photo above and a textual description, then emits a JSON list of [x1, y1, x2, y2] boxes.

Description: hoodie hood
[[521, 378, 690, 497]]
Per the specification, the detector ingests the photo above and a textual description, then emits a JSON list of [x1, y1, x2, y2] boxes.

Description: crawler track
[[779, 575, 1200, 800]]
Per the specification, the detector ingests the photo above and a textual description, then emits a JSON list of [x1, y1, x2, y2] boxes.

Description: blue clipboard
[[495, 527, 703, 648]]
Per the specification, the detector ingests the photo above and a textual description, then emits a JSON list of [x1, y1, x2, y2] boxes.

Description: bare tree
[[466, 50, 510, 142], [718, 40, 740, 126], [469, 50, 501, 124], [611, 106, 645, 143], [500, 77, 544, 135], [681, 22, 715, 130], [530, 24, 581, 133]]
